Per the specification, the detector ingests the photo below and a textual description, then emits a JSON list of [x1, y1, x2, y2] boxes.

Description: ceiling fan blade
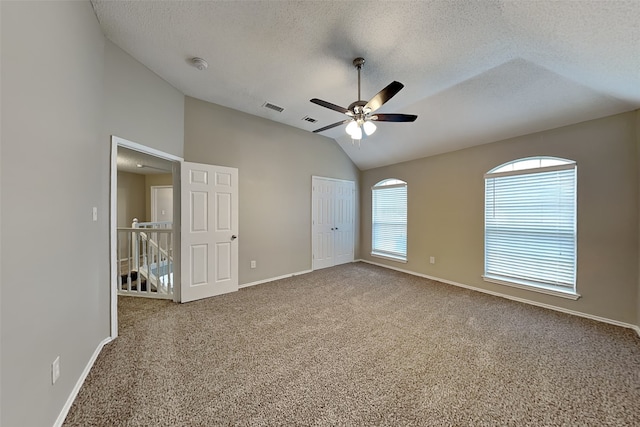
[[373, 113, 418, 122], [364, 81, 404, 113], [310, 98, 351, 115], [313, 119, 352, 133]]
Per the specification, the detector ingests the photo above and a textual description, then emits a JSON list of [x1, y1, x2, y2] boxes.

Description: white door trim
[[109, 136, 183, 339], [311, 176, 355, 184]]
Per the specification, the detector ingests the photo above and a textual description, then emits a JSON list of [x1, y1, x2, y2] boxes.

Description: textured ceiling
[[92, 1, 640, 170], [117, 147, 174, 175]]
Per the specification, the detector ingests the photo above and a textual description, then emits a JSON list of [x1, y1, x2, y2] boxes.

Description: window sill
[[371, 252, 407, 264], [483, 275, 580, 300]]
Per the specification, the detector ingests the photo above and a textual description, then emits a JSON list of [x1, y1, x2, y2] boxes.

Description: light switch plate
[[52, 356, 60, 384]]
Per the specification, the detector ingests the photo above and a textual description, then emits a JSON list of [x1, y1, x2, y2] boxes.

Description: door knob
[[231, 235, 237, 240]]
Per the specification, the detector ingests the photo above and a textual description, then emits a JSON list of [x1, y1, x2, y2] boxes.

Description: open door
[[181, 162, 239, 303]]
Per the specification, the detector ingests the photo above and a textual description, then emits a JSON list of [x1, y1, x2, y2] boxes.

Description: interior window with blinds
[[483, 157, 578, 298], [372, 179, 407, 262]]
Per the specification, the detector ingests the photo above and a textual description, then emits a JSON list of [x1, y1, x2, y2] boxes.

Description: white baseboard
[[239, 269, 313, 289], [54, 337, 112, 427], [357, 259, 640, 338]]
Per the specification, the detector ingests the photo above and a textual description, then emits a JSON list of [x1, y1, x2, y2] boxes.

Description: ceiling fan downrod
[[353, 57, 365, 103]]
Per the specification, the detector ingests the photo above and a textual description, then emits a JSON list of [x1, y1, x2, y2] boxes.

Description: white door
[[181, 162, 238, 303], [334, 180, 355, 265], [312, 177, 335, 270], [151, 186, 173, 223], [312, 177, 355, 270]]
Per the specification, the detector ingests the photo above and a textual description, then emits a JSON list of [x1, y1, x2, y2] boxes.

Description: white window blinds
[[372, 180, 407, 261], [484, 162, 576, 292]]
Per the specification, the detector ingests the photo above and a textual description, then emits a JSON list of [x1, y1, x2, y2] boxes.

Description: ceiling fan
[[310, 57, 417, 142]]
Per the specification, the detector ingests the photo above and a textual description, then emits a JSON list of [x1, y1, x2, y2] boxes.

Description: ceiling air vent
[[262, 102, 285, 113], [302, 116, 318, 123]]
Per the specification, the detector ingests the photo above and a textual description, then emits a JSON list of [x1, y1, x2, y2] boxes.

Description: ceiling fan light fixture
[[363, 121, 377, 136], [310, 57, 417, 139]]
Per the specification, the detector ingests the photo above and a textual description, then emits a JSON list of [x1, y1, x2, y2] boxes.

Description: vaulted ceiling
[[92, 1, 640, 170]]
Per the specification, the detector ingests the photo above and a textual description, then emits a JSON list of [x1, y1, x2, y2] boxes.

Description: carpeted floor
[[64, 263, 640, 426]]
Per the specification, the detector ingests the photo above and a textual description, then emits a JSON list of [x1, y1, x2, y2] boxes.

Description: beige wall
[[361, 111, 639, 325], [117, 172, 173, 226], [103, 40, 184, 158], [145, 173, 173, 221], [117, 171, 146, 258], [1, 3, 186, 425], [117, 172, 146, 227], [184, 97, 360, 285], [117, 171, 147, 258], [1, 2, 106, 426]]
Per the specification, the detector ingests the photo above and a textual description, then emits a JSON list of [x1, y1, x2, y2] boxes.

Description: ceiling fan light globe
[[345, 120, 358, 136], [363, 121, 377, 136], [351, 126, 363, 140]]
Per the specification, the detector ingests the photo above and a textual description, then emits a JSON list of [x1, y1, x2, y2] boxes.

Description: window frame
[[483, 157, 579, 300], [371, 178, 408, 263]]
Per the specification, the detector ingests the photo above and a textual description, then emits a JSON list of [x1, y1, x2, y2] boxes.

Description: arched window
[[484, 157, 578, 298], [372, 179, 407, 262]]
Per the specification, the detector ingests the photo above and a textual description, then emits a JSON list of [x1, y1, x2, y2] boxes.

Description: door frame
[[109, 136, 182, 339]]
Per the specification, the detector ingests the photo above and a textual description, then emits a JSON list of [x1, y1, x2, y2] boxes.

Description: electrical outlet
[[250, 260, 256, 269], [92, 207, 98, 221], [52, 356, 60, 384], [430, 256, 435, 264]]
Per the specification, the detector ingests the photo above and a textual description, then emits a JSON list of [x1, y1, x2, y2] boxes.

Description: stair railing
[[116, 218, 174, 299]]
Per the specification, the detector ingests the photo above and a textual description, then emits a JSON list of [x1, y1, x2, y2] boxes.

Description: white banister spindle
[[147, 235, 153, 294], [131, 218, 139, 275], [167, 231, 173, 293], [117, 238, 123, 292], [127, 230, 132, 292]]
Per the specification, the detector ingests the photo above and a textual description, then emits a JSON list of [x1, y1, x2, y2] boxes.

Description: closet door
[[312, 177, 335, 270], [334, 180, 355, 265], [312, 177, 355, 270]]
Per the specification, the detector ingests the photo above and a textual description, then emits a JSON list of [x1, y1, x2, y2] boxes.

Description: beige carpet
[[64, 263, 640, 426]]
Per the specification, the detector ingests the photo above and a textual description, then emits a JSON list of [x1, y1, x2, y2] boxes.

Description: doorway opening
[[110, 136, 182, 339]]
